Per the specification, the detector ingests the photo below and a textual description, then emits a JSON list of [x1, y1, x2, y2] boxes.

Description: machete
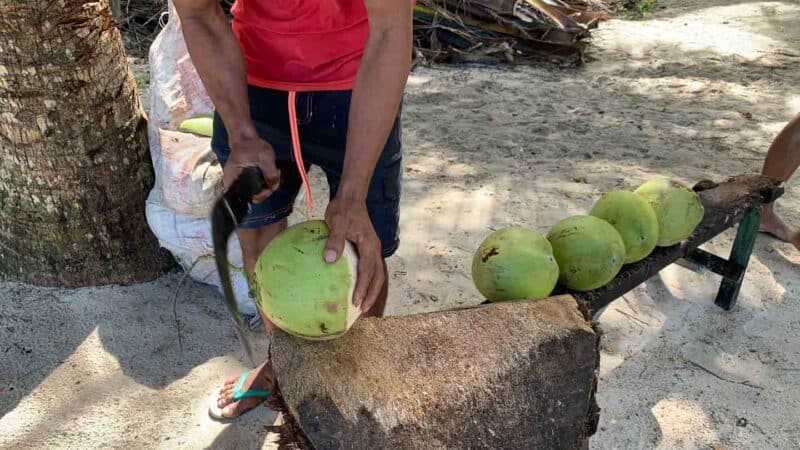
[[211, 166, 267, 367]]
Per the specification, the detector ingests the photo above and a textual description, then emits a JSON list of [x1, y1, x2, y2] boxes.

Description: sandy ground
[[2, 1, 799, 448]]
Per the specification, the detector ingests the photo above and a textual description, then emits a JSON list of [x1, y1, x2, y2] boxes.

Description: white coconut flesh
[[342, 242, 362, 331]]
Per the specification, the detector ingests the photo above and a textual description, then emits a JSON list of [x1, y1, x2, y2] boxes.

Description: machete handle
[[231, 166, 268, 200], [212, 166, 265, 367]]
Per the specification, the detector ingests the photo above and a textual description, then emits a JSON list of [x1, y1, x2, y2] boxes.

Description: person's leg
[[209, 87, 307, 419], [215, 221, 285, 417], [762, 115, 800, 182], [239, 222, 287, 275], [760, 115, 800, 249]]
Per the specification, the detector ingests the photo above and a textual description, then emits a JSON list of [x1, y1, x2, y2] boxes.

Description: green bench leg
[[714, 208, 761, 310]]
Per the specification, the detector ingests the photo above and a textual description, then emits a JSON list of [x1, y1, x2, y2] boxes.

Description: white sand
[[2, 1, 798, 448]]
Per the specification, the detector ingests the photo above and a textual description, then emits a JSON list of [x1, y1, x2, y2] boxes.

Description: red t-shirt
[[230, 1, 412, 210], [231, 0, 369, 92]]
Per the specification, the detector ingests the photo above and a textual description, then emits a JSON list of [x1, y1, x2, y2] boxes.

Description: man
[[760, 115, 799, 250], [173, 0, 413, 419]]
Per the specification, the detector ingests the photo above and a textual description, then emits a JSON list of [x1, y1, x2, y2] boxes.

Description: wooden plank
[[270, 295, 600, 449], [679, 249, 744, 280], [571, 174, 783, 314]]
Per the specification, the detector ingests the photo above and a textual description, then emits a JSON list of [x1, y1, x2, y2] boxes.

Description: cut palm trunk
[[270, 295, 600, 449]]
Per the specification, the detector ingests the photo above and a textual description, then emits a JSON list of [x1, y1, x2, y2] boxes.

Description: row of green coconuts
[[472, 177, 705, 301], [180, 119, 706, 340], [249, 177, 704, 341]]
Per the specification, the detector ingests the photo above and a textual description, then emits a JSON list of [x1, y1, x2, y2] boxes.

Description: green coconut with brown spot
[[634, 177, 705, 247], [471, 227, 559, 302], [547, 215, 626, 292], [590, 190, 659, 264], [254, 220, 359, 341]]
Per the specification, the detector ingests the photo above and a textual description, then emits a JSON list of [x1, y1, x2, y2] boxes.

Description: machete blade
[[211, 166, 267, 367]]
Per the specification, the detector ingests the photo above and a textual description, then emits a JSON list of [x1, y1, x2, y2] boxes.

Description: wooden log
[[270, 295, 600, 449], [571, 174, 783, 313]]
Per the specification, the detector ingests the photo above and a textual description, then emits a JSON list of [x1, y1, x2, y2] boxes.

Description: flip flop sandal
[[208, 369, 271, 421]]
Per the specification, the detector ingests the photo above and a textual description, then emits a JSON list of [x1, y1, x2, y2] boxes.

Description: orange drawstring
[[287, 91, 314, 212]]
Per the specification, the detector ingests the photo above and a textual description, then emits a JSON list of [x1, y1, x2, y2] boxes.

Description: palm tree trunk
[[0, 0, 172, 286]]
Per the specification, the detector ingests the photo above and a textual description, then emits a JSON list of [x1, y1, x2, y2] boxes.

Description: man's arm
[[173, 0, 278, 199], [324, 0, 413, 311], [339, 1, 413, 202]]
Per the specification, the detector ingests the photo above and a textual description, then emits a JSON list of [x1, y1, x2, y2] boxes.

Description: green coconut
[[472, 227, 559, 302], [546, 216, 626, 292], [254, 220, 359, 341], [590, 190, 659, 264], [634, 177, 705, 247], [178, 117, 214, 137]]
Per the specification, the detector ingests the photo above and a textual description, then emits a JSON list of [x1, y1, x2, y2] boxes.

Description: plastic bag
[[147, 0, 214, 141], [155, 129, 223, 217], [145, 190, 257, 317], [145, 1, 255, 317]]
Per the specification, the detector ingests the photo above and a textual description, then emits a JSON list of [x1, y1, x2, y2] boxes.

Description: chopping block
[[270, 295, 600, 449]]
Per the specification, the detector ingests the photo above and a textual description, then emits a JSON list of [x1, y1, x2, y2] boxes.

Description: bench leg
[[714, 208, 760, 310]]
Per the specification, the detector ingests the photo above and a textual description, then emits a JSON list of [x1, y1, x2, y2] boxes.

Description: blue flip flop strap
[[232, 369, 271, 401]]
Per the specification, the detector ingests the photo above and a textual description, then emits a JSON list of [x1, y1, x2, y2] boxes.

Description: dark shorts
[[211, 86, 402, 258]]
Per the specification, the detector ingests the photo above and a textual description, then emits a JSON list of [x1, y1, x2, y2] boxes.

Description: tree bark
[[0, 0, 172, 286], [271, 295, 601, 449]]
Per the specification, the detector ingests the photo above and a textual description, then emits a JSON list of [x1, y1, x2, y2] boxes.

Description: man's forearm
[[176, 3, 256, 141], [339, 28, 412, 202]]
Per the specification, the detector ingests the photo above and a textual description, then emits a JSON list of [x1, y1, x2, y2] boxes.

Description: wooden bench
[[570, 174, 783, 315]]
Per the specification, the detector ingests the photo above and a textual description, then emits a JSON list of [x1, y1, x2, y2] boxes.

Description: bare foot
[[759, 209, 800, 250], [216, 361, 274, 418]]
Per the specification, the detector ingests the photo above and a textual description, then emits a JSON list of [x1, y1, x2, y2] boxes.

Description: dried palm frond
[[114, 0, 608, 64], [414, 0, 610, 64], [113, 0, 234, 56], [111, 0, 168, 56]]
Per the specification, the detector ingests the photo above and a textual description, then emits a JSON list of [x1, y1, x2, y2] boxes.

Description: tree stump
[[271, 295, 600, 449]]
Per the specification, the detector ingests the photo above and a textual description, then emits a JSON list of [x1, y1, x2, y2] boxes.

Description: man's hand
[[324, 198, 384, 313], [224, 133, 281, 203], [317, 0, 410, 315]]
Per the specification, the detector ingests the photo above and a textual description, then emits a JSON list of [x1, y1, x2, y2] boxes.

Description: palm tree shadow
[[205, 408, 279, 450], [592, 232, 795, 449], [0, 275, 259, 417], [92, 276, 254, 390], [0, 283, 95, 417]]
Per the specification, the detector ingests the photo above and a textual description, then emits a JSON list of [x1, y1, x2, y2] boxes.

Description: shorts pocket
[[382, 159, 402, 202]]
